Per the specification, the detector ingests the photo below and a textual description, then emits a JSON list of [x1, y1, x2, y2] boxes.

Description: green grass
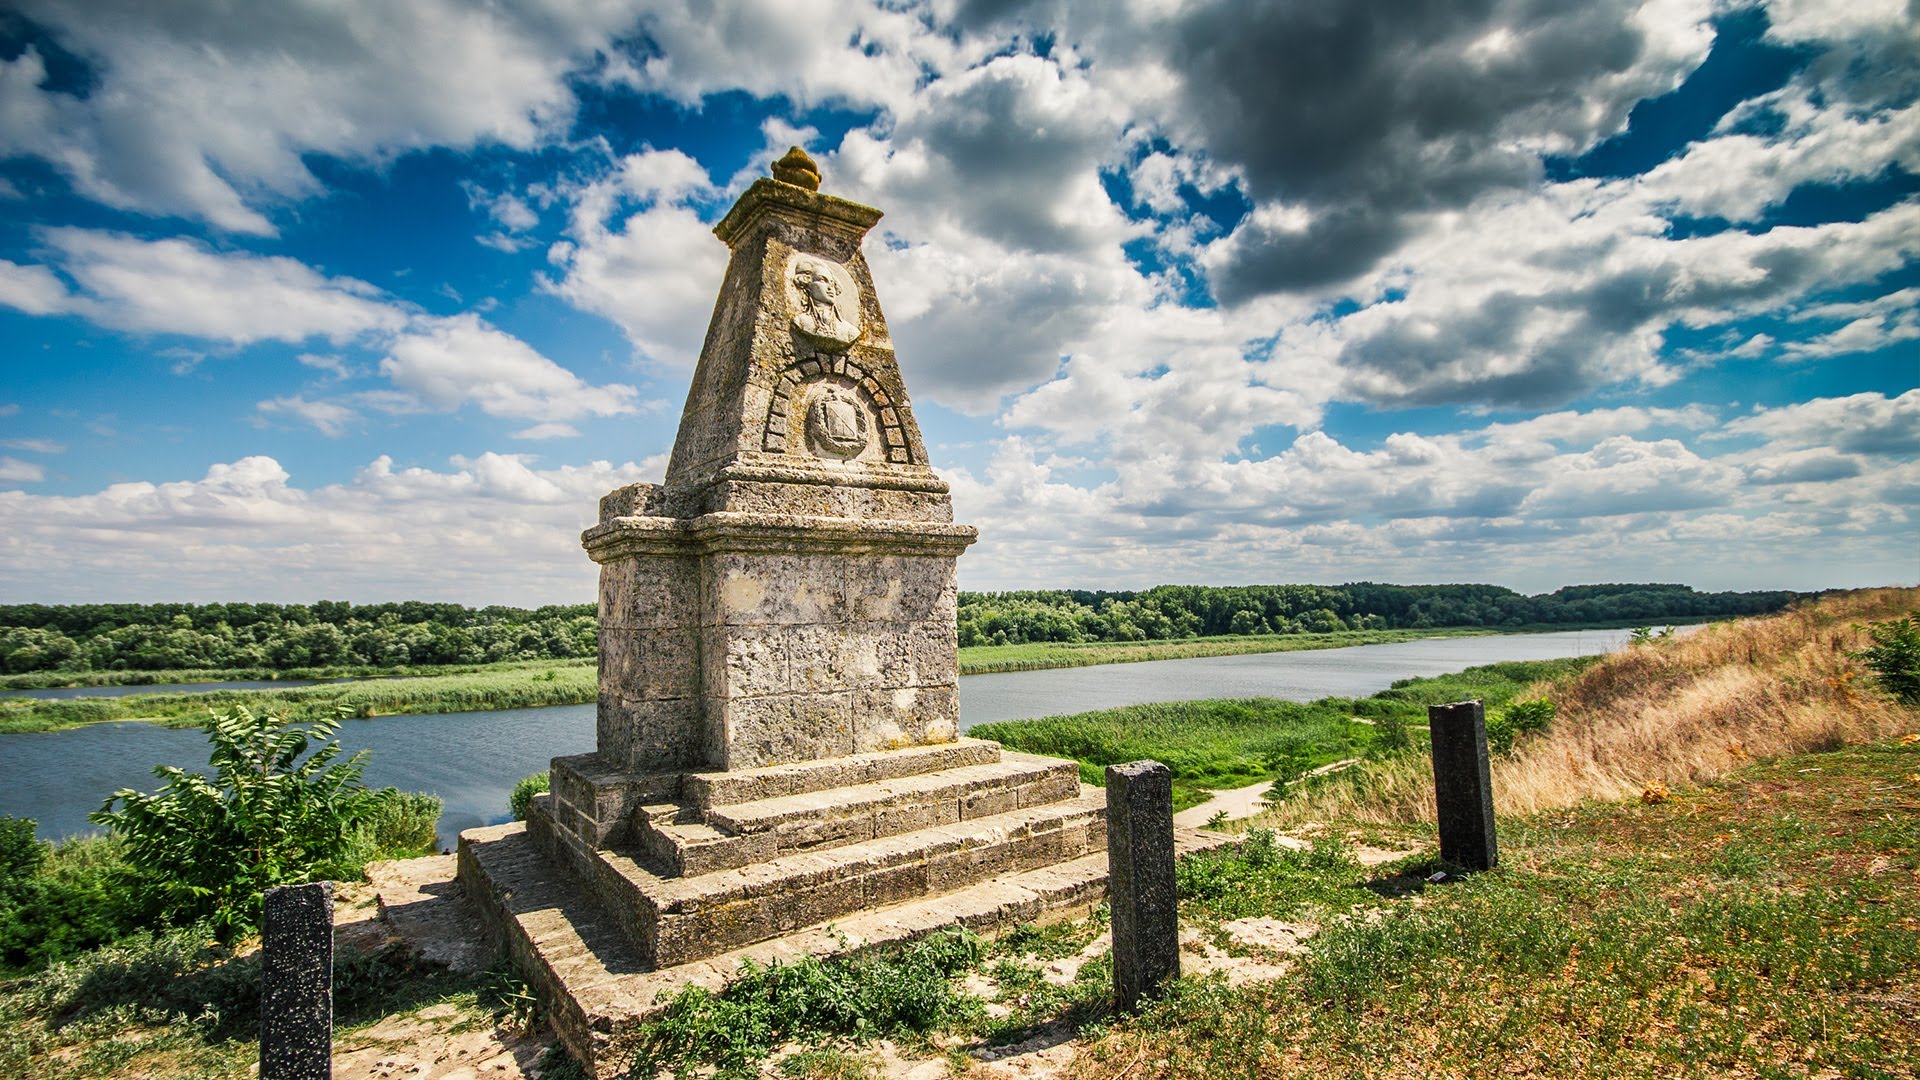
[[1078, 735, 1920, 1079], [956, 627, 1498, 674], [971, 658, 1593, 810], [0, 663, 598, 734]]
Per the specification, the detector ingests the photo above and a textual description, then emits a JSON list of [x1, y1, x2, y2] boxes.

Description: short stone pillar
[[1428, 700, 1498, 871], [261, 881, 333, 1080], [1106, 760, 1178, 1012]]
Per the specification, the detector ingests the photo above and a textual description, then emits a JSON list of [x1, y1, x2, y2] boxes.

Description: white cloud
[[3, 0, 654, 233], [0, 229, 405, 344], [379, 314, 640, 423], [512, 422, 582, 440], [544, 149, 729, 369], [0, 230, 642, 429], [606, 0, 960, 112], [0, 457, 46, 483], [0, 452, 666, 603], [0, 259, 72, 315], [1, 437, 66, 454], [939, 402, 1916, 594], [1721, 390, 1920, 456], [256, 395, 358, 438]]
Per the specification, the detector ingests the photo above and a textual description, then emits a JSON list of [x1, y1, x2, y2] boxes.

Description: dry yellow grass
[[1258, 587, 1920, 826]]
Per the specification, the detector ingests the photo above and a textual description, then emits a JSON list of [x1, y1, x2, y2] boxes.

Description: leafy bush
[[336, 789, 443, 870], [91, 706, 384, 938], [0, 819, 144, 973], [1856, 614, 1920, 705], [509, 771, 551, 821], [1486, 697, 1556, 755]]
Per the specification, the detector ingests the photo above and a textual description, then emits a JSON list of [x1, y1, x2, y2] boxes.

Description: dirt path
[[1170, 779, 1274, 830]]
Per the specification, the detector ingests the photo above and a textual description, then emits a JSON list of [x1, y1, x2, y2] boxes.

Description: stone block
[[600, 555, 698, 630], [1014, 770, 1081, 808], [782, 623, 856, 691], [720, 692, 856, 769], [1107, 761, 1178, 1013], [873, 797, 959, 838], [710, 553, 849, 626], [853, 685, 959, 753], [597, 694, 704, 771], [959, 788, 1018, 820], [1428, 700, 1498, 871], [711, 627, 789, 698], [261, 881, 332, 1080], [907, 622, 958, 685], [601, 627, 701, 701]]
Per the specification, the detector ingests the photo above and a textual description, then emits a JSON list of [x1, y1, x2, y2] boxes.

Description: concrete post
[[261, 881, 333, 1080], [1428, 700, 1498, 871], [1106, 760, 1178, 1012]]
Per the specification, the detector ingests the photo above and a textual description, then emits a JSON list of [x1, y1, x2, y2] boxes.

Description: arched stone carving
[[763, 354, 914, 464]]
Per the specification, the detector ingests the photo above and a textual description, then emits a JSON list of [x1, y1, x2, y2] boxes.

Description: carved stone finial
[[771, 146, 821, 191]]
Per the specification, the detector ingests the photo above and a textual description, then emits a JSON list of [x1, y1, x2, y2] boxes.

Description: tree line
[[0, 583, 1800, 674], [0, 601, 597, 673], [954, 582, 1800, 647]]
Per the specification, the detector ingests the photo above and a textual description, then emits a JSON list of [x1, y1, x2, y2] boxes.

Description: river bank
[[0, 622, 1681, 734]]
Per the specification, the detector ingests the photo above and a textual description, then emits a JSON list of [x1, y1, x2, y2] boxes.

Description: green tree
[[1856, 614, 1920, 705], [91, 707, 382, 938]]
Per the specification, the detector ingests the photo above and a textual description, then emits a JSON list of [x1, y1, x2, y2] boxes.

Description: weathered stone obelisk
[[582, 146, 974, 774], [458, 151, 1229, 1077]]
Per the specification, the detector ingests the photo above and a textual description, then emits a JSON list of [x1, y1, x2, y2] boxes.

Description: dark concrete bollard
[[1106, 760, 1179, 1013], [1428, 700, 1498, 871], [261, 881, 333, 1080]]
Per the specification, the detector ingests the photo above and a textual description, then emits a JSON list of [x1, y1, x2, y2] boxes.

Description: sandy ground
[[331, 862, 554, 1080]]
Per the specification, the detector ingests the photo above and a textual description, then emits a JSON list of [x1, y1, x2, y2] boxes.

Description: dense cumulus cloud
[[0, 0, 1913, 598]]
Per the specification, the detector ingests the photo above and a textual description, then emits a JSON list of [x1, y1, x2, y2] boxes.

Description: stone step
[[589, 788, 1108, 967], [456, 819, 1234, 1078], [636, 751, 1083, 877], [681, 737, 1004, 807]]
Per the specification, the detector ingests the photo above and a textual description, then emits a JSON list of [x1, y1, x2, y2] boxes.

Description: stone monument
[[458, 150, 1225, 1076]]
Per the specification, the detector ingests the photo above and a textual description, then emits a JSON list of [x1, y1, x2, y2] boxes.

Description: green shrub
[[0, 819, 145, 973], [335, 789, 443, 871], [1372, 711, 1413, 754], [91, 706, 384, 938], [1486, 698, 1555, 755], [1856, 614, 1920, 705], [509, 771, 550, 822]]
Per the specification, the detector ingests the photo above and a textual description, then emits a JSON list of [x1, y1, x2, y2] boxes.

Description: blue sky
[[0, 0, 1915, 604]]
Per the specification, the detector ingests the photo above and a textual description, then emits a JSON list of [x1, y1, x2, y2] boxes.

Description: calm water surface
[[0, 628, 1634, 848]]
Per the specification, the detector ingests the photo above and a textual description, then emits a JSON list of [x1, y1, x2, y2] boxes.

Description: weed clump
[[624, 927, 987, 1077]]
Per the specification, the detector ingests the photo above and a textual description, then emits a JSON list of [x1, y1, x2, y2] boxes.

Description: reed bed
[[0, 664, 598, 733], [956, 628, 1494, 674], [1259, 587, 1920, 826]]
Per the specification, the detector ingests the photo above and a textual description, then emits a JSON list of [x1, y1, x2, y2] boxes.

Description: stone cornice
[[582, 510, 978, 563], [712, 179, 884, 248], [710, 457, 950, 495]]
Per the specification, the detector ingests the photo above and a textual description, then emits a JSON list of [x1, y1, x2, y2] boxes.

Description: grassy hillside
[[1262, 586, 1920, 825]]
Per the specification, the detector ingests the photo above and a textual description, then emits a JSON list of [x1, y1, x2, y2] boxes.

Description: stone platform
[[457, 735, 1230, 1075]]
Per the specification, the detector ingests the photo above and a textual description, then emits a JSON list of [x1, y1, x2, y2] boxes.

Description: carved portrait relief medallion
[[786, 253, 862, 348], [805, 384, 870, 460]]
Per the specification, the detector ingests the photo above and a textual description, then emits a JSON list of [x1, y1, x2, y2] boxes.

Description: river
[[0, 628, 1636, 848]]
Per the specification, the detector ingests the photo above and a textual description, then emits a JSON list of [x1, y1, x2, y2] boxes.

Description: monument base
[[455, 738, 1230, 1076]]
